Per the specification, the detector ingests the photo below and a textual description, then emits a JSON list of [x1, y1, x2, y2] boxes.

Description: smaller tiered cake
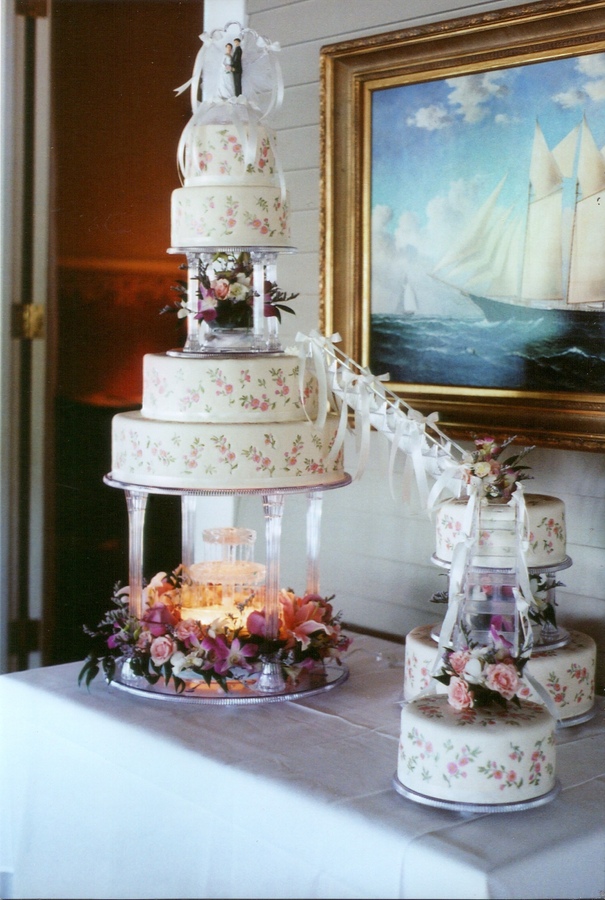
[[396, 438, 562, 810], [397, 695, 556, 806]]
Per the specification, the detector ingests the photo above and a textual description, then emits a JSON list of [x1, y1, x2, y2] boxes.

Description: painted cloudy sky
[[370, 52, 605, 315]]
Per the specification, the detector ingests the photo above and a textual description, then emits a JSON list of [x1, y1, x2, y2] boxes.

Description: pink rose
[[175, 618, 202, 646], [142, 601, 180, 637], [484, 662, 520, 700], [136, 630, 153, 651], [150, 635, 176, 666], [449, 650, 471, 676], [448, 676, 474, 710], [212, 278, 231, 300]]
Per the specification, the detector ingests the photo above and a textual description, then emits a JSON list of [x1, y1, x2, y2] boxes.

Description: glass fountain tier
[[103, 475, 352, 704]]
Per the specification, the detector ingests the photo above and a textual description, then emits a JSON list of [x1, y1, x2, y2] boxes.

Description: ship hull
[[467, 292, 604, 325]]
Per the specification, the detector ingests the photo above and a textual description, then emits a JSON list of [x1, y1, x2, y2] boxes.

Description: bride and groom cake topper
[[220, 37, 243, 98]]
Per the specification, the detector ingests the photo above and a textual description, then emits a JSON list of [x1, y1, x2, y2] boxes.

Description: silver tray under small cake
[[392, 774, 561, 815], [109, 662, 349, 706], [430, 553, 573, 575], [555, 705, 596, 729]]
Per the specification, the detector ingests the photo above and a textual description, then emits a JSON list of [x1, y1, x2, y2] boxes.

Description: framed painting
[[320, 0, 605, 450]]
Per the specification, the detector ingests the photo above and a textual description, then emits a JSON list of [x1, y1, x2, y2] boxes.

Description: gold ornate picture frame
[[320, 0, 605, 450]]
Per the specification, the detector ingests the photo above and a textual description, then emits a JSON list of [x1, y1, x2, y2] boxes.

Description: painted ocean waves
[[370, 312, 605, 393]]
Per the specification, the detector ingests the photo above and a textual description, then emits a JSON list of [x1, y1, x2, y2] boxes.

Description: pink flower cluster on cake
[[434, 642, 531, 711], [460, 435, 533, 500]]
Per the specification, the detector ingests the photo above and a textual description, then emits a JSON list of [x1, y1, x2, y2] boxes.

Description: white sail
[[552, 124, 580, 178], [395, 280, 418, 314], [441, 204, 512, 291], [529, 121, 563, 200], [481, 213, 525, 298], [432, 119, 604, 312], [519, 124, 564, 302], [521, 190, 563, 301], [462, 207, 521, 295], [567, 120, 605, 306], [433, 177, 506, 276]]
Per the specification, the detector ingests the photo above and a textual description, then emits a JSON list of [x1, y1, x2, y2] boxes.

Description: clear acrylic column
[[250, 250, 265, 349], [125, 489, 148, 619], [181, 494, 198, 569], [183, 251, 203, 352], [264, 252, 280, 351], [258, 492, 286, 692], [306, 491, 323, 595]]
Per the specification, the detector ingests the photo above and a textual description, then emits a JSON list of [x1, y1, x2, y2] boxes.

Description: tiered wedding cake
[[80, 24, 351, 700], [396, 439, 566, 808]]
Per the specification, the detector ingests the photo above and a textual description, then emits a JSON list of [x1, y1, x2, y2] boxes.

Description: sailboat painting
[[370, 53, 605, 394]]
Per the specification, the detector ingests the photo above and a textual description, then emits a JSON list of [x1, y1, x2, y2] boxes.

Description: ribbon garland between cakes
[[76, 22, 596, 810]]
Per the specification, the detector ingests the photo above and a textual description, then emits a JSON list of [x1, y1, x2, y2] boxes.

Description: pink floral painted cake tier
[[171, 185, 290, 248], [182, 124, 279, 185], [111, 412, 344, 491], [171, 122, 290, 249], [397, 694, 557, 805], [434, 494, 567, 568], [403, 623, 596, 721], [141, 353, 318, 424]]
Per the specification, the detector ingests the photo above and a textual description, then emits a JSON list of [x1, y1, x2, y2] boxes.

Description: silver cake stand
[[392, 773, 562, 815], [109, 659, 349, 706]]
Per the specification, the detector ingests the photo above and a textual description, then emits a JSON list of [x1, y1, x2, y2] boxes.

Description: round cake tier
[[435, 493, 566, 568], [111, 411, 345, 490], [141, 352, 318, 423], [403, 623, 596, 722], [524, 630, 596, 720], [182, 123, 280, 185], [397, 694, 556, 805], [171, 185, 290, 249]]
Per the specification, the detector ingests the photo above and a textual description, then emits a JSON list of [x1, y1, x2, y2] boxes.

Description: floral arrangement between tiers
[[434, 644, 531, 710], [163, 251, 299, 330], [79, 568, 350, 693], [460, 435, 534, 501]]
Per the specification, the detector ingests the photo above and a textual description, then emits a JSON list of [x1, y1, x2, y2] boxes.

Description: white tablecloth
[[0, 634, 603, 900]]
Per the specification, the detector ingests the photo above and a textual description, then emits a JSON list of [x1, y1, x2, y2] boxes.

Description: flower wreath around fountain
[[79, 567, 350, 693]]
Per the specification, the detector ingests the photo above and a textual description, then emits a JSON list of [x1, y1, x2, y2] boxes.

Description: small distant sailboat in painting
[[433, 117, 605, 322], [394, 277, 419, 315]]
